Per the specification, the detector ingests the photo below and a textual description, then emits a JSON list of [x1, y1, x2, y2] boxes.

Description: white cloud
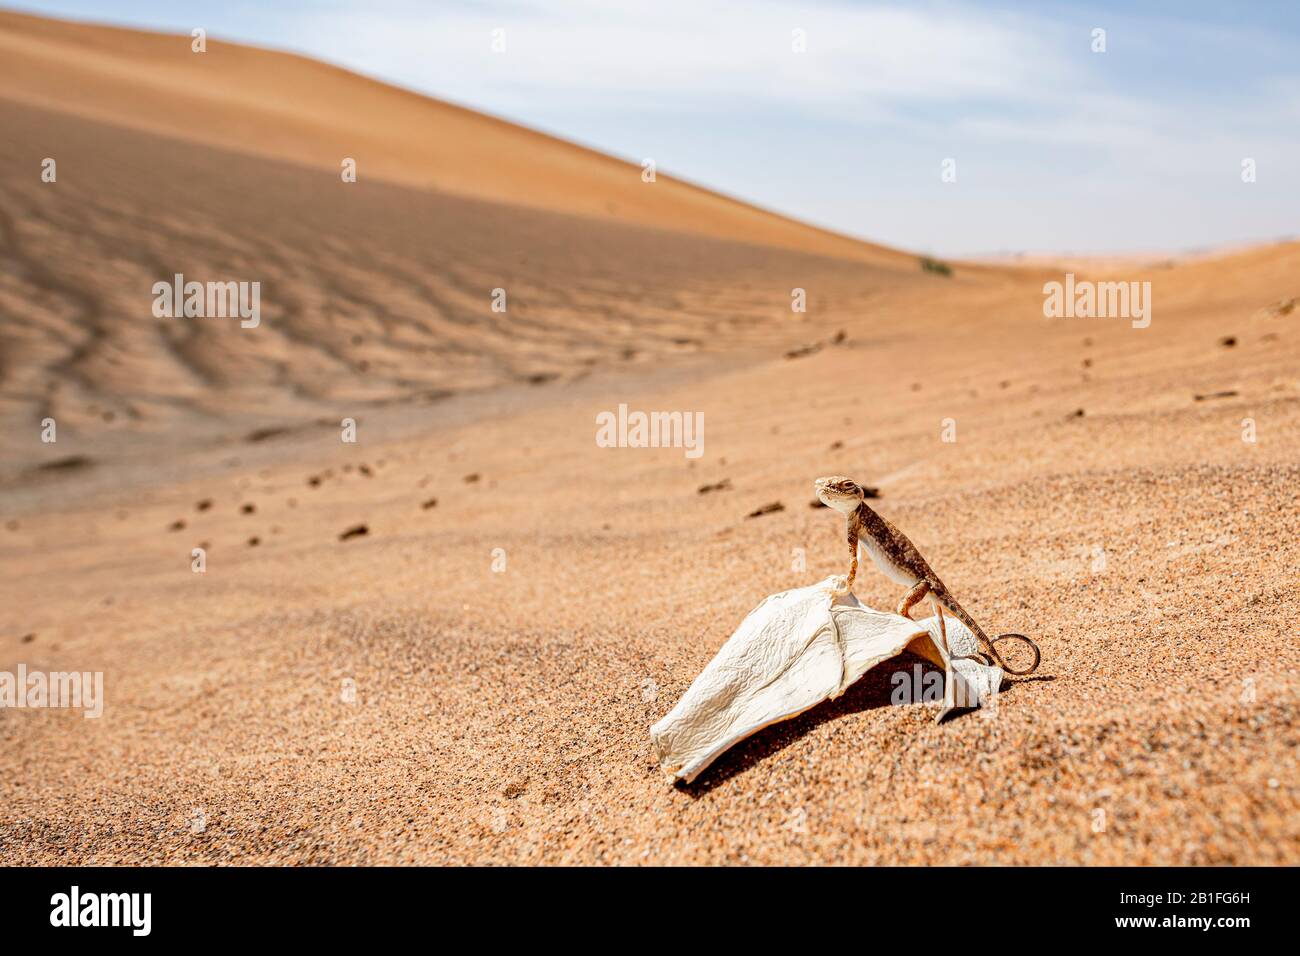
[[290, 0, 1080, 115]]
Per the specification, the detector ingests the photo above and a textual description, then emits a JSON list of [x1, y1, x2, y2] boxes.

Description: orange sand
[[0, 12, 1296, 865]]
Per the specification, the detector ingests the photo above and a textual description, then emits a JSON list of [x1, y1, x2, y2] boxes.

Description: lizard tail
[[935, 590, 1039, 676]]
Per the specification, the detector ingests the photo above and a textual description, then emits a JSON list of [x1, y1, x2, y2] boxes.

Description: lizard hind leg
[[931, 598, 963, 714], [925, 595, 956, 660], [897, 580, 931, 618], [930, 595, 949, 652]]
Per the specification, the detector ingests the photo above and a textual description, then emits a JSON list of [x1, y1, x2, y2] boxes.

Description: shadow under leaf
[[678, 650, 937, 796], [677, 652, 1051, 796]]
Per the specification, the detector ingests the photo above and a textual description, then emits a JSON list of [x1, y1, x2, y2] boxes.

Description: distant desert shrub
[[920, 256, 953, 277]]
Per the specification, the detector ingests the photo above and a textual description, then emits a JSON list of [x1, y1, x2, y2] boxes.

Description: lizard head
[[814, 475, 864, 514]]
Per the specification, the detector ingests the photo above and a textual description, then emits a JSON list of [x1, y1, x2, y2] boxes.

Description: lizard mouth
[[814, 476, 860, 509]]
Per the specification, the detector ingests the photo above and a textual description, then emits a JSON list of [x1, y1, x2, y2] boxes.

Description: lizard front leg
[[896, 579, 930, 618], [830, 524, 859, 597]]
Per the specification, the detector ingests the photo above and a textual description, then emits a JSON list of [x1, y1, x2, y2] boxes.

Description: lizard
[[814, 475, 1039, 676]]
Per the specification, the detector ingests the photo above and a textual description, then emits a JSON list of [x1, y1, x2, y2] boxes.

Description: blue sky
[[13, 1, 1300, 256]]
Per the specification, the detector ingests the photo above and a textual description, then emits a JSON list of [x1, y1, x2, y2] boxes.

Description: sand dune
[[0, 93, 937, 475], [0, 12, 933, 474], [0, 13, 1297, 865], [0, 9, 907, 265]]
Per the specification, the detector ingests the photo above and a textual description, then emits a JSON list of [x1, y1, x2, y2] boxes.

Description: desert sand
[[0, 11, 1296, 865]]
